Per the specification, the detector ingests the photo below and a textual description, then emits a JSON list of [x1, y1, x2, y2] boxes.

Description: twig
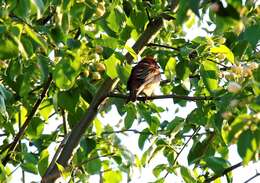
[[107, 93, 216, 101], [42, 133, 70, 181], [147, 43, 180, 51], [19, 110, 26, 183], [88, 129, 151, 137], [244, 169, 260, 183], [74, 13, 108, 39], [164, 127, 200, 179], [78, 153, 115, 167], [1, 75, 52, 165], [61, 109, 67, 135], [146, 8, 151, 22], [204, 161, 243, 182], [207, 58, 230, 69], [146, 43, 231, 70]]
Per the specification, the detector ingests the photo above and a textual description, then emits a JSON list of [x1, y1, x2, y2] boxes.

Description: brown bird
[[127, 57, 161, 102]]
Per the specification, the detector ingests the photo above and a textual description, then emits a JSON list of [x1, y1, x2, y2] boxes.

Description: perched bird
[[127, 57, 161, 102]]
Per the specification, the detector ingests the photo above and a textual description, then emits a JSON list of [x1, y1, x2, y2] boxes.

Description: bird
[[127, 57, 161, 102]]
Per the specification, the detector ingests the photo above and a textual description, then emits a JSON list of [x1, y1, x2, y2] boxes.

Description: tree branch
[[108, 93, 216, 101], [244, 170, 260, 183], [146, 43, 231, 70], [42, 1, 179, 182], [42, 134, 70, 180], [146, 43, 180, 51], [164, 127, 200, 179], [204, 161, 243, 182], [86, 129, 210, 138], [1, 75, 52, 165], [61, 109, 67, 135], [78, 153, 115, 167], [207, 58, 230, 69]]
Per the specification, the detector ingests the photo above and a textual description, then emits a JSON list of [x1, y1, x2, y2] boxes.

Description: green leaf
[[124, 103, 136, 129], [210, 45, 234, 64], [22, 152, 38, 164], [60, 12, 70, 32], [0, 38, 19, 59], [166, 117, 184, 136], [232, 40, 249, 58], [53, 56, 81, 90], [149, 116, 160, 134], [188, 141, 206, 165], [95, 37, 123, 50], [239, 24, 260, 48], [186, 108, 208, 125], [165, 57, 176, 80], [21, 163, 38, 174], [31, 0, 45, 19], [0, 95, 8, 119], [37, 55, 50, 81], [204, 157, 229, 175], [176, 60, 190, 81], [104, 170, 122, 183], [21, 35, 34, 57], [141, 145, 153, 166], [104, 54, 120, 79], [13, 0, 31, 18], [123, 0, 132, 17], [107, 8, 125, 33], [176, 0, 189, 25], [56, 162, 70, 179], [93, 118, 103, 136], [24, 25, 47, 53], [129, 10, 148, 33], [237, 130, 256, 164], [226, 114, 251, 143], [58, 90, 79, 112], [80, 138, 96, 155], [253, 66, 260, 82], [39, 99, 53, 121], [180, 166, 196, 183], [26, 117, 44, 139], [0, 84, 13, 103], [153, 164, 167, 177], [38, 149, 49, 176], [148, 145, 164, 163], [116, 64, 131, 85], [85, 154, 102, 174], [200, 60, 219, 93], [51, 26, 66, 44], [138, 128, 150, 150]]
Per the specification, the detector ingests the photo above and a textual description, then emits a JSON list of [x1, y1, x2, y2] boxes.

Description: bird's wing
[[135, 65, 160, 95], [135, 64, 160, 83]]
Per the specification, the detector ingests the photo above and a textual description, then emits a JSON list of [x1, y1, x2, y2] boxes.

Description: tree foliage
[[0, 0, 259, 182]]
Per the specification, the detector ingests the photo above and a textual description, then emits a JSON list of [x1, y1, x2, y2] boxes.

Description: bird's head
[[140, 56, 159, 68]]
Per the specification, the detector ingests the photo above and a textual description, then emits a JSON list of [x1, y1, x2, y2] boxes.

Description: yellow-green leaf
[[104, 54, 120, 79], [200, 60, 219, 93], [104, 170, 122, 183], [210, 45, 234, 64], [124, 45, 137, 61], [24, 25, 47, 53]]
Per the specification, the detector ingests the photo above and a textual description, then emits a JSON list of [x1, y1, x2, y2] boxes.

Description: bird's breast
[[142, 75, 161, 96]]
